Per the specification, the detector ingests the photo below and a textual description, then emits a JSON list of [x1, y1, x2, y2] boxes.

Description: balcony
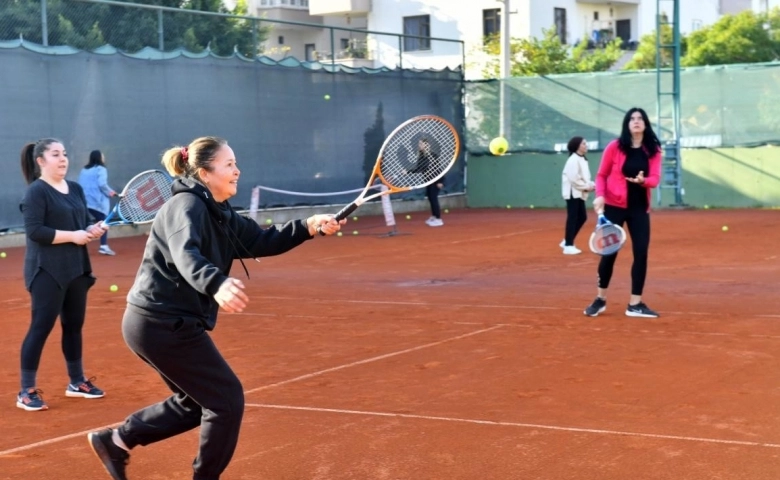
[[316, 39, 374, 68], [257, 0, 323, 28], [309, 0, 370, 16]]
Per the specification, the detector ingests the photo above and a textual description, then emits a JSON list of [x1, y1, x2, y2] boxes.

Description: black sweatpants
[[564, 198, 587, 246], [426, 184, 441, 218], [21, 271, 94, 372], [118, 307, 244, 480], [597, 205, 651, 296]]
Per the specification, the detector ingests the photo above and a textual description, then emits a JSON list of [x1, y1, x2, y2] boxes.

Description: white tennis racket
[[588, 213, 627, 255], [101, 169, 173, 226], [319, 115, 459, 233]]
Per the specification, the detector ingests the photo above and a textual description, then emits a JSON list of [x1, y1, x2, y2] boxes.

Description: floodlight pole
[[498, 0, 511, 144]]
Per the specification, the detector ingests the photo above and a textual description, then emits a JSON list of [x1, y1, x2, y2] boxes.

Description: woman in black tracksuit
[[87, 136, 344, 480]]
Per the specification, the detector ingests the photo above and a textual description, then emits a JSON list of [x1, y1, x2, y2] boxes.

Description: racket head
[[589, 215, 627, 255], [375, 115, 460, 192], [106, 170, 172, 225]]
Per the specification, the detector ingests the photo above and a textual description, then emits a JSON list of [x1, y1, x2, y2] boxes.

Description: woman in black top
[[87, 136, 344, 480], [18, 139, 109, 411]]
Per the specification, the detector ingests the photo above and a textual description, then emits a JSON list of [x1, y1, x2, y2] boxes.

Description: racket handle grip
[[333, 203, 358, 222]]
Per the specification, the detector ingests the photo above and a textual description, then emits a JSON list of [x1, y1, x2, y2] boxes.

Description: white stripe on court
[[244, 325, 505, 394], [0, 422, 120, 457], [245, 403, 780, 449]]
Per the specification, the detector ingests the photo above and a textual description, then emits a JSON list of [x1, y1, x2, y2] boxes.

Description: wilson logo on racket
[[134, 176, 168, 212], [596, 232, 622, 250]]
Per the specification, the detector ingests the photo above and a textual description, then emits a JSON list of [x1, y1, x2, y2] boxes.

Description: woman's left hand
[[626, 170, 645, 185], [87, 223, 109, 237], [308, 214, 346, 236]]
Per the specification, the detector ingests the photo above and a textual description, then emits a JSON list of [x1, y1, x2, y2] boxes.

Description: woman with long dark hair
[[78, 150, 117, 255], [584, 108, 662, 318]]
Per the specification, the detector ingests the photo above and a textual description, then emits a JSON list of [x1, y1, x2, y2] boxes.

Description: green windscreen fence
[[465, 62, 780, 155]]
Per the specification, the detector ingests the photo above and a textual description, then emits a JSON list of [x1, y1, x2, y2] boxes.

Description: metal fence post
[[398, 35, 402, 70], [41, 0, 49, 46], [329, 27, 335, 69], [158, 9, 164, 51]]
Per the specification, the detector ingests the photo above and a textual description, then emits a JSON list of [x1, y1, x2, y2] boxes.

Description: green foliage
[[480, 28, 622, 78], [0, 0, 268, 56], [684, 10, 778, 66]]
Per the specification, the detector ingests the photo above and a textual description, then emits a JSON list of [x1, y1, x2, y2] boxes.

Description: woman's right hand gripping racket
[[102, 169, 173, 226], [589, 213, 627, 255], [318, 115, 460, 234]]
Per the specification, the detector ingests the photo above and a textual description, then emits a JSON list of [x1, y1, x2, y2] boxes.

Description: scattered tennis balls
[[489, 137, 508, 156], [352, 230, 359, 235], [110, 284, 118, 292], [323, 94, 331, 100], [352, 216, 358, 221], [703, 205, 710, 209], [337, 232, 343, 237], [444, 209, 449, 214], [506, 205, 512, 209], [529, 204, 535, 209], [722, 225, 729, 232], [406, 214, 411, 220], [265, 218, 273, 225], [0, 252, 6, 258]]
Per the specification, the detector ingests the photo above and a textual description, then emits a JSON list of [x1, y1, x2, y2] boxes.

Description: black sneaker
[[88, 429, 129, 480], [584, 297, 607, 317], [625, 302, 660, 318]]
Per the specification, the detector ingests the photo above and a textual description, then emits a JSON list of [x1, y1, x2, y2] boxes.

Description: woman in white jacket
[[560, 137, 594, 255]]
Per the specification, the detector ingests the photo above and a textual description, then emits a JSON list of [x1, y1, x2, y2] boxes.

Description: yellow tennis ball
[[506, 205, 512, 209], [722, 225, 729, 232], [529, 205, 535, 209], [444, 209, 449, 214], [352, 230, 359, 235], [265, 218, 273, 225], [337, 232, 343, 237], [110, 284, 118, 292], [489, 137, 508, 156], [0, 252, 6, 258], [703, 205, 709, 209], [324, 94, 331, 100], [405, 214, 411, 220], [352, 216, 358, 221]]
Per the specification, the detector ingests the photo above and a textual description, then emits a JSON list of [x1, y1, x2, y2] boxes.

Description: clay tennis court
[[0, 208, 778, 479]]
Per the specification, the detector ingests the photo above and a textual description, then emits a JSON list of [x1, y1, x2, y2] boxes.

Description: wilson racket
[[589, 213, 627, 255], [319, 115, 459, 233], [102, 169, 173, 226]]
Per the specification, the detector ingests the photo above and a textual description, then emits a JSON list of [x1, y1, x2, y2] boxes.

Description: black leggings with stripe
[[597, 205, 651, 296]]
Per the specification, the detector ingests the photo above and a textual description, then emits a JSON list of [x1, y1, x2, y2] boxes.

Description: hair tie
[[180, 146, 189, 162]]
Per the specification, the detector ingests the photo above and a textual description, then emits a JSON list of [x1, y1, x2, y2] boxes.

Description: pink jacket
[[595, 139, 661, 211]]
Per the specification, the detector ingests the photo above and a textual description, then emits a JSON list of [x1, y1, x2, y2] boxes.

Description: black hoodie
[[126, 177, 312, 330]]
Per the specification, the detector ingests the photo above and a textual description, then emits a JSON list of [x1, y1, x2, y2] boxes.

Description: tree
[[622, 14, 685, 70], [684, 10, 778, 66], [479, 28, 623, 78]]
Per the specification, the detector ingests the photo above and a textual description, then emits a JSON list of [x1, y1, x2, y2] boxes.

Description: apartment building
[[245, 0, 756, 77]]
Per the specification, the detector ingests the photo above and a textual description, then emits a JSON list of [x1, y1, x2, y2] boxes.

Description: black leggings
[[21, 270, 94, 371], [597, 205, 651, 296], [118, 308, 244, 480], [564, 198, 587, 246], [426, 184, 441, 218]]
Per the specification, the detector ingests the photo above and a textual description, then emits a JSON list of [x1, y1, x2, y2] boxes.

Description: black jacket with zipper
[[126, 177, 312, 330]]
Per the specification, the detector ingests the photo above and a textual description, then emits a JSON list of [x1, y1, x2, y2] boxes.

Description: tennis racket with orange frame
[[319, 115, 460, 233]]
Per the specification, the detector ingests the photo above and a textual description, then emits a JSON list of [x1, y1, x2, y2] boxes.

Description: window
[[340, 38, 350, 50], [593, 11, 599, 21], [403, 15, 431, 51], [305, 43, 315, 62], [278, 36, 284, 45], [483, 8, 500, 39], [554, 8, 567, 44]]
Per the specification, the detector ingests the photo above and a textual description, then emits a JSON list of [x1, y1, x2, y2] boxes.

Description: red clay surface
[[0, 208, 779, 480]]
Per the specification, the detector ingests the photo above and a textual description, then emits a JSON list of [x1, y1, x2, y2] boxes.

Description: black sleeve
[[231, 212, 312, 259], [21, 183, 57, 245], [166, 204, 229, 296]]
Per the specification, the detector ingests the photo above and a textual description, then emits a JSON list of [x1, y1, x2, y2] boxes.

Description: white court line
[[0, 422, 120, 457], [246, 403, 780, 449], [448, 229, 542, 245], [244, 325, 505, 394]]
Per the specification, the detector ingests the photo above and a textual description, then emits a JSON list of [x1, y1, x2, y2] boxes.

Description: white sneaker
[[562, 245, 581, 255], [427, 218, 444, 227], [98, 245, 116, 256]]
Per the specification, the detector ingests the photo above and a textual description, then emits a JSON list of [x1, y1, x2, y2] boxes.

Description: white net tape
[[379, 117, 457, 189]]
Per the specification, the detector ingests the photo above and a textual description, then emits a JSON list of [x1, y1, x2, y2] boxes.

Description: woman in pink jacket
[[584, 107, 662, 318]]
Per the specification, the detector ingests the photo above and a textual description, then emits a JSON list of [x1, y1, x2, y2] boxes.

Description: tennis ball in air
[[110, 284, 119, 292], [337, 232, 343, 237], [489, 137, 508, 156], [265, 218, 273, 225], [406, 214, 411, 220], [0, 252, 5, 258], [722, 225, 729, 232], [324, 94, 331, 100]]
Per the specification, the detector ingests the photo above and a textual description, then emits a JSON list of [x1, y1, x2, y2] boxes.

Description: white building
[[243, 0, 757, 78]]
